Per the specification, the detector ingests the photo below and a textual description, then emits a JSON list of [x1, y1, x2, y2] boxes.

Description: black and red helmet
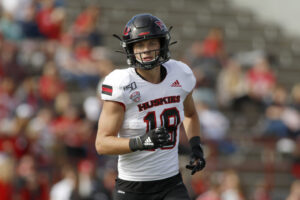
[[117, 13, 173, 70]]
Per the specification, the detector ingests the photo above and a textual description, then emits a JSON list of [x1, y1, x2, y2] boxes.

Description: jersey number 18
[[144, 107, 180, 150]]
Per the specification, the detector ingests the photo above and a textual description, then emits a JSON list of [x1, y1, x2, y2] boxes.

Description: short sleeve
[[100, 70, 125, 104], [177, 61, 196, 93]]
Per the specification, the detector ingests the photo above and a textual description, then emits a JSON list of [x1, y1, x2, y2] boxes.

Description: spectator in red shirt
[[202, 28, 225, 59], [72, 5, 102, 46], [183, 28, 226, 89], [36, 0, 65, 40], [38, 62, 65, 104], [14, 155, 49, 200], [246, 57, 276, 101], [51, 106, 91, 162], [74, 39, 92, 61]]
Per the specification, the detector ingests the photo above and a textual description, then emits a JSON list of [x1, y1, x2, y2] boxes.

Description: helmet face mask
[[120, 13, 172, 70], [135, 51, 158, 63]]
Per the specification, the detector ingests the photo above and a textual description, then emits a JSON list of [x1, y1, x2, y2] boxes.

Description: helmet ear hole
[[121, 13, 172, 70]]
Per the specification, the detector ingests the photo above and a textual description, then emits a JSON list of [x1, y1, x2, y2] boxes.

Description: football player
[[95, 13, 206, 200]]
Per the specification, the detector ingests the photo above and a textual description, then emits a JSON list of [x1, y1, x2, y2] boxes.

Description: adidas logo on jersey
[[144, 137, 153, 146], [171, 80, 182, 87]]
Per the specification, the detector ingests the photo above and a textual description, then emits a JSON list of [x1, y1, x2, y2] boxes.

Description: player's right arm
[[95, 100, 170, 154], [95, 100, 132, 155], [95, 70, 132, 155]]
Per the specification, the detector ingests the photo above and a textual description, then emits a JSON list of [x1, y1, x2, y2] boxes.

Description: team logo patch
[[102, 84, 113, 96], [130, 91, 141, 102]]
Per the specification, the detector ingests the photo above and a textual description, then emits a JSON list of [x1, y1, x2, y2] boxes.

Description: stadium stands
[[0, 0, 299, 199]]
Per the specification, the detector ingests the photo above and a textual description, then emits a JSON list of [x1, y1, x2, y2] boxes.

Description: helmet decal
[[138, 31, 150, 36], [155, 21, 166, 31], [123, 26, 131, 36]]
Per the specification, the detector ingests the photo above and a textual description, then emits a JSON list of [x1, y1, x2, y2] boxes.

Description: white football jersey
[[100, 59, 196, 181]]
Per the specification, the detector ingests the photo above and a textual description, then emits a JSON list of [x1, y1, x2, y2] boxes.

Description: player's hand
[[186, 136, 206, 175], [129, 127, 169, 151]]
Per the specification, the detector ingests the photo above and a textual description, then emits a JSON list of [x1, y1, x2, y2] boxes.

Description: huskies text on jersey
[[137, 96, 180, 112]]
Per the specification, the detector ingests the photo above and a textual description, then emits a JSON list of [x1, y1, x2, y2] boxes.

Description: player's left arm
[[183, 91, 201, 139], [183, 91, 206, 174]]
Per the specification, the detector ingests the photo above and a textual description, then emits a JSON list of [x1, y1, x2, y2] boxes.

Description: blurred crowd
[[182, 27, 300, 199], [0, 0, 116, 200], [0, 0, 299, 200]]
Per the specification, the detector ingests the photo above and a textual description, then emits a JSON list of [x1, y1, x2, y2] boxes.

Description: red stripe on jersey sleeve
[[102, 84, 113, 95]]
